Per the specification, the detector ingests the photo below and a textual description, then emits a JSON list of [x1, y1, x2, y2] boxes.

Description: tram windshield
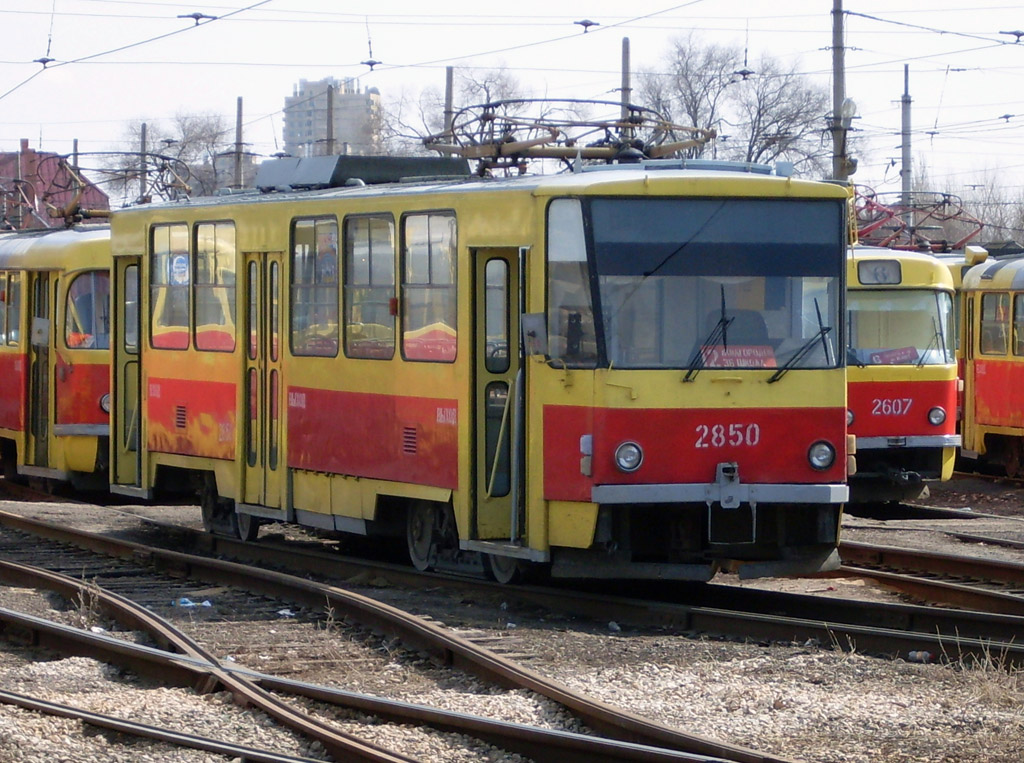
[[846, 289, 954, 366], [546, 196, 845, 371]]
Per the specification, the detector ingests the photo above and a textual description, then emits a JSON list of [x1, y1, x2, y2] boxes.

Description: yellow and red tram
[[960, 255, 1024, 475], [0, 226, 112, 488], [107, 156, 851, 581], [845, 246, 959, 502]]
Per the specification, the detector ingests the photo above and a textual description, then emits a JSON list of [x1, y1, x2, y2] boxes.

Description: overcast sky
[[3, 0, 1024, 196]]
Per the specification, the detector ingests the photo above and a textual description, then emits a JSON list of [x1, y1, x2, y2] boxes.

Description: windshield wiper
[[768, 298, 833, 383], [768, 326, 833, 383], [684, 287, 732, 382]]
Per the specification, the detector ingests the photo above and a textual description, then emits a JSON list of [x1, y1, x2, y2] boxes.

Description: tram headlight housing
[[846, 409, 854, 426], [807, 440, 836, 470], [99, 393, 111, 414], [614, 441, 644, 472], [928, 406, 946, 426]]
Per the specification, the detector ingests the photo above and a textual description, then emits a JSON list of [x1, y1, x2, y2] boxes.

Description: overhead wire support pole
[[901, 65, 913, 230], [621, 38, 632, 140], [831, 0, 848, 182]]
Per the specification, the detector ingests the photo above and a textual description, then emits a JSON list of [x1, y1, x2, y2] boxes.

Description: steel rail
[[0, 688, 326, 763], [839, 540, 1024, 586], [839, 565, 1024, 616], [0, 558, 416, 763], [0, 606, 726, 763], [0, 509, 786, 763]]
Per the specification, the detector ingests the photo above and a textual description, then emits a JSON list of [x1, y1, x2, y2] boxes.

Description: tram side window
[[546, 199, 597, 367], [1014, 294, 1024, 356], [4, 273, 20, 346], [291, 217, 339, 357], [344, 215, 395, 359], [402, 212, 457, 362], [195, 222, 237, 352], [150, 223, 191, 350], [64, 271, 111, 349], [0, 273, 6, 343], [980, 292, 1009, 355]]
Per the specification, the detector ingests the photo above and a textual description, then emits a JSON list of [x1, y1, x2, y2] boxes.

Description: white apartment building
[[282, 77, 382, 157]]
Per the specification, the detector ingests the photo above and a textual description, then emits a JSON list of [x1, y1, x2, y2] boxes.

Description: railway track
[[834, 540, 1024, 616], [0, 687, 326, 763], [0, 508, 783, 763], [2, 503, 1023, 674]]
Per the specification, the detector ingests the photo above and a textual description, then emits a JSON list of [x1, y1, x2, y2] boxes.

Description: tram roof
[[848, 245, 955, 291], [961, 253, 1024, 291], [0, 225, 110, 271], [111, 162, 850, 220]]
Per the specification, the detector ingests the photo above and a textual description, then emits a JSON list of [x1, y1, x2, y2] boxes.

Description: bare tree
[[380, 65, 531, 155], [637, 34, 832, 174], [637, 32, 739, 159], [100, 112, 235, 205], [728, 55, 831, 174]]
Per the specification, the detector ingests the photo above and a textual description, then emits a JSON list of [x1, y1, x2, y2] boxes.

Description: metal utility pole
[[138, 122, 147, 202], [234, 97, 244, 189], [444, 66, 455, 142], [620, 38, 631, 120], [326, 85, 336, 156], [901, 65, 913, 227], [831, 0, 852, 181]]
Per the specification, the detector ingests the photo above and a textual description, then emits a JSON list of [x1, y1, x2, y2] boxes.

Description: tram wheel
[[483, 553, 522, 584], [236, 512, 261, 542], [406, 501, 438, 571]]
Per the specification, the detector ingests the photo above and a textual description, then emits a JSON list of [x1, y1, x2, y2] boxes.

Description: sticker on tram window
[[871, 398, 913, 416], [695, 423, 761, 449], [869, 347, 918, 364]]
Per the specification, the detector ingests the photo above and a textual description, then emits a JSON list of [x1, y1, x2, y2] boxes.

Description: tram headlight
[[99, 393, 111, 414], [614, 441, 644, 473], [928, 406, 946, 426], [846, 409, 854, 426], [807, 440, 836, 470]]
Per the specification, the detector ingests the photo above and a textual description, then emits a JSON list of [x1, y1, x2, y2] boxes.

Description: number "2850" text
[[695, 423, 761, 448]]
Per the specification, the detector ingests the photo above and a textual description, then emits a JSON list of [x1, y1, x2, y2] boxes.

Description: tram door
[[473, 249, 522, 540], [112, 258, 141, 488], [27, 273, 51, 468], [242, 253, 285, 509]]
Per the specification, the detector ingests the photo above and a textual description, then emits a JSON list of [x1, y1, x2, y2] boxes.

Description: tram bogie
[[101, 156, 850, 581]]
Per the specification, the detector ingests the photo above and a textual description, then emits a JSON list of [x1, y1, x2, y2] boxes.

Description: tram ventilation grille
[[402, 427, 418, 454], [174, 405, 187, 429]]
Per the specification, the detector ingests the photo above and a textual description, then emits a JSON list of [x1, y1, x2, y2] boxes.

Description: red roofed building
[[0, 139, 109, 229]]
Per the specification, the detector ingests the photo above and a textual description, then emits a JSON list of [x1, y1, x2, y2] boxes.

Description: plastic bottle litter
[[277, 608, 296, 618], [908, 650, 932, 663]]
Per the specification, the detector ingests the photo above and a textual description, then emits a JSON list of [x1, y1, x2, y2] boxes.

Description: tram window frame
[[194, 221, 237, 353], [343, 214, 396, 360], [980, 292, 1010, 356], [4, 272, 20, 346], [290, 216, 340, 358], [64, 270, 111, 350], [400, 210, 458, 363], [1014, 293, 1024, 356], [150, 222, 191, 351], [0, 272, 7, 344]]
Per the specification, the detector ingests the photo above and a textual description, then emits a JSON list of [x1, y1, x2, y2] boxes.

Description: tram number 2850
[[695, 423, 761, 449], [872, 398, 913, 416]]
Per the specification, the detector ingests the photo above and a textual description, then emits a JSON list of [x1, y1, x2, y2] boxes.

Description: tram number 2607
[[695, 423, 761, 449], [871, 398, 913, 416]]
